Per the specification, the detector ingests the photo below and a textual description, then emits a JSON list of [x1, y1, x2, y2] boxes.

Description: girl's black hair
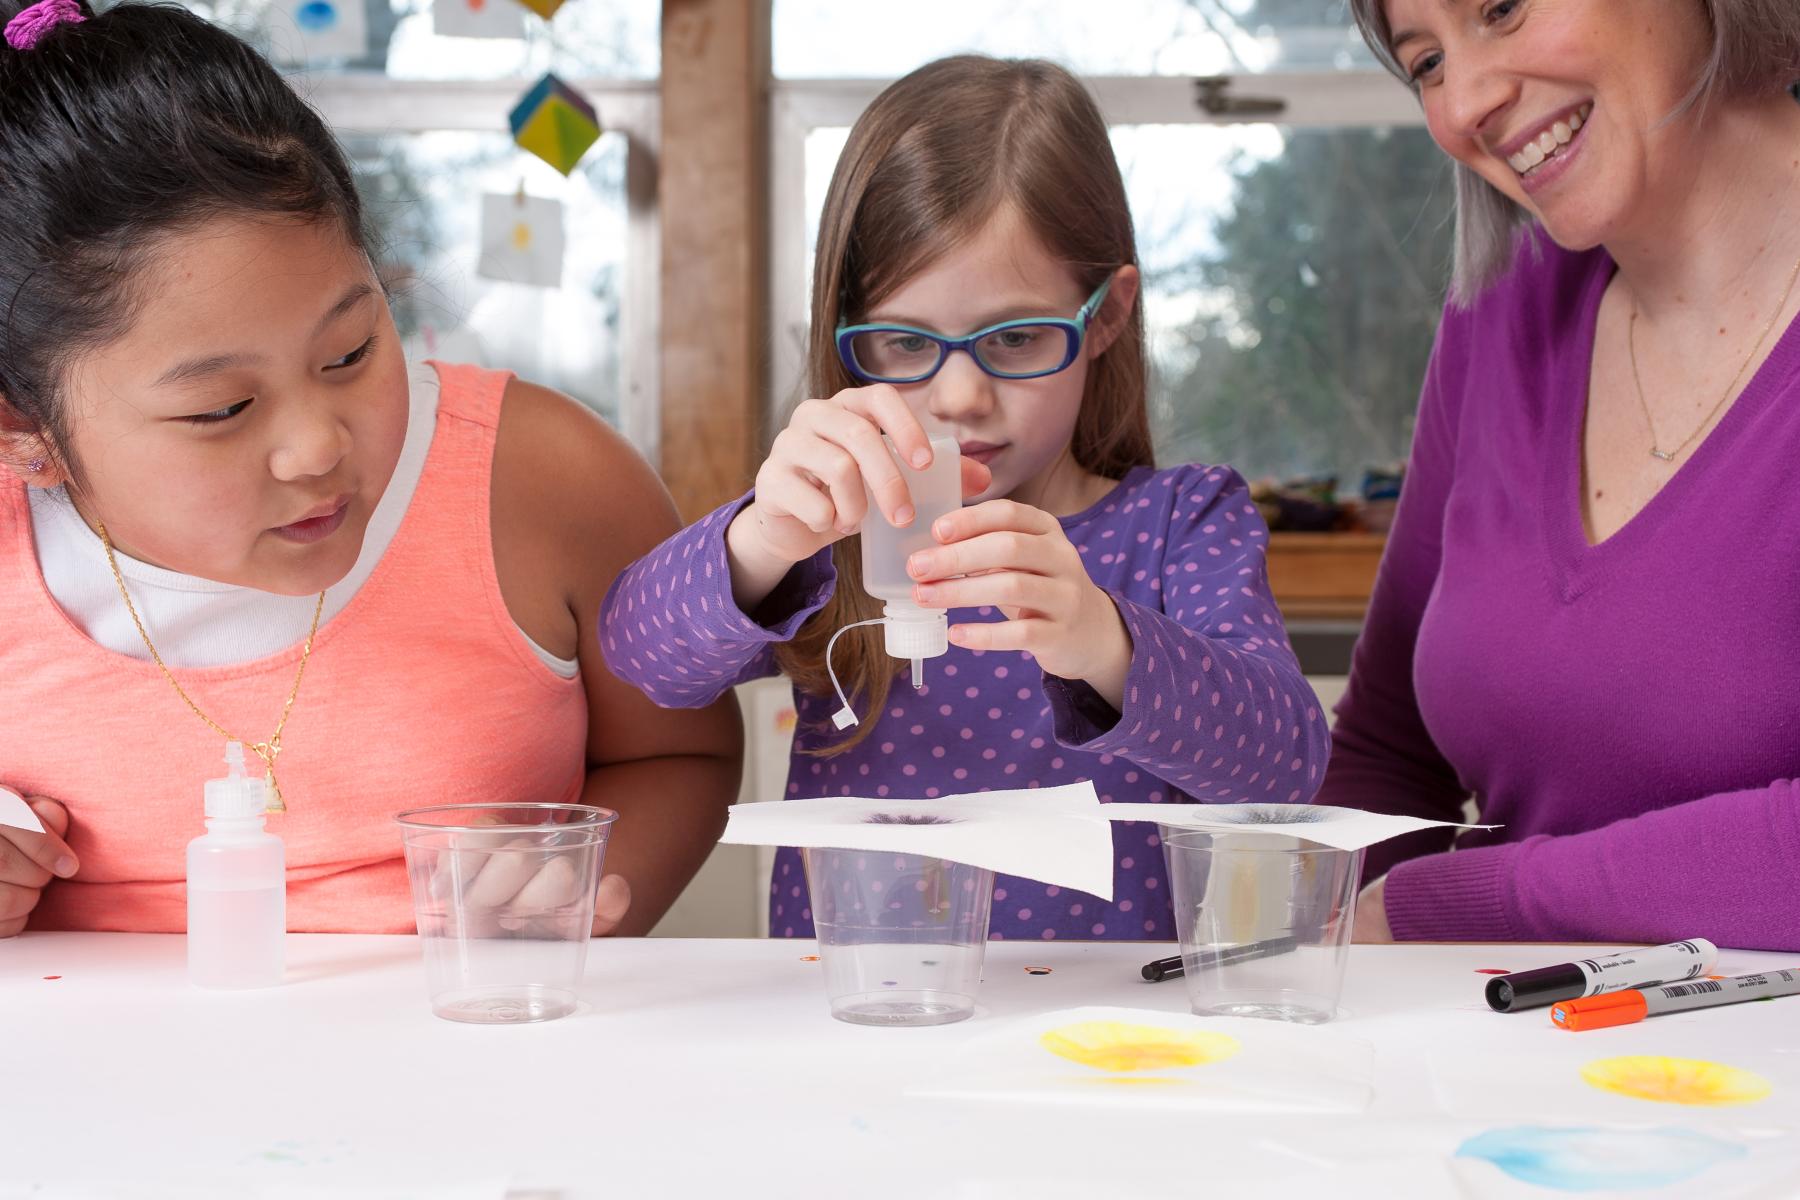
[[0, 0, 369, 466]]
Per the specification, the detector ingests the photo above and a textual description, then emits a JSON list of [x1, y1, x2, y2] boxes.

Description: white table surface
[[4, 935, 1797, 1200]]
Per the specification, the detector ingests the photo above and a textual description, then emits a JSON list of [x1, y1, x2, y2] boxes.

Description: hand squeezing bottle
[[826, 425, 963, 729], [186, 741, 286, 989]]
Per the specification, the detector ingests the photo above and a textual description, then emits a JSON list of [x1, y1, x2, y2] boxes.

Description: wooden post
[[658, 0, 771, 521]]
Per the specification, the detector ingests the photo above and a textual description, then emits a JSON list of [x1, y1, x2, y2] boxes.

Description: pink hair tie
[[5, 0, 85, 50]]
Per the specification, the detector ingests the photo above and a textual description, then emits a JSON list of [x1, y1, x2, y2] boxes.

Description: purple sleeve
[[1315, 323, 1474, 879], [1043, 467, 1331, 804], [599, 493, 836, 708], [1384, 780, 1800, 950]]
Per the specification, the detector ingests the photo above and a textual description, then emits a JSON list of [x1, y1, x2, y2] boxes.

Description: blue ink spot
[[295, 1, 338, 32], [1456, 1126, 1745, 1192]]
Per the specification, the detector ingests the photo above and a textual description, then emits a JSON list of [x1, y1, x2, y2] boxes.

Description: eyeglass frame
[[835, 277, 1115, 386]]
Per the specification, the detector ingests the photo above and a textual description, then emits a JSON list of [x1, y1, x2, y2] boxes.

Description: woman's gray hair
[[1347, 0, 1800, 304]]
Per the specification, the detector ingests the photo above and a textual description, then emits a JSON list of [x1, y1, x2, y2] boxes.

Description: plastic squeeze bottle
[[187, 741, 285, 989], [860, 427, 962, 689]]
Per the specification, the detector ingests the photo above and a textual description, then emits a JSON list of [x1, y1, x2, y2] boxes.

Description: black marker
[[1484, 939, 1718, 1012], [1141, 935, 1301, 982]]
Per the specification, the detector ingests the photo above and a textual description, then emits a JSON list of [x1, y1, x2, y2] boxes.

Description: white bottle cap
[[204, 741, 268, 819], [882, 602, 948, 661]]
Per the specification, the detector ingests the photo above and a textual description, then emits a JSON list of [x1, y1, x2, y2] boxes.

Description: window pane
[[1128, 124, 1451, 487], [163, 0, 658, 79], [799, 121, 1452, 486], [347, 131, 629, 427], [775, 0, 1377, 78]]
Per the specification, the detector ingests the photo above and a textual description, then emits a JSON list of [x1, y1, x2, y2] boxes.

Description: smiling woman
[[0, 1, 741, 939], [1348, 0, 1800, 299], [1321, 0, 1800, 950]]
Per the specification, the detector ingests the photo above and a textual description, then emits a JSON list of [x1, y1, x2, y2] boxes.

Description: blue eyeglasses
[[836, 278, 1114, 385]]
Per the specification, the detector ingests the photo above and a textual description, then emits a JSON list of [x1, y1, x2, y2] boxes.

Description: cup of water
[[1163, 829, 1363, 1024], [805, 848, 993, 1026], [396, 802, 616, 1024]]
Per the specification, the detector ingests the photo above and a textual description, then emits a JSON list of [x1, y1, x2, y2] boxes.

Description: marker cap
[[1485, 964, 1585, 1012], [1550, 990, 1648, 1032]]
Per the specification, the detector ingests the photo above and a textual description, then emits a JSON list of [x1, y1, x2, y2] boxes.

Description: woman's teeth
[[1508, 104, 1591, 176]]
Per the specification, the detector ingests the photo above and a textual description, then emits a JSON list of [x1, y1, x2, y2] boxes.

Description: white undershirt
[[29, 361, 580, 677]]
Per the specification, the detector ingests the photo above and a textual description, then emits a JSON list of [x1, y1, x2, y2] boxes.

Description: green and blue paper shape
[[509, 73, 601, 176]]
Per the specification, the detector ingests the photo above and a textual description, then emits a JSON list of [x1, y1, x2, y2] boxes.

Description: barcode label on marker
[[1662, 981, 1724, 999]]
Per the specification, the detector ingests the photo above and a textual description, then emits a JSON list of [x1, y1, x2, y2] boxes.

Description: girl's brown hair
[[773, 55, 1153, 751]]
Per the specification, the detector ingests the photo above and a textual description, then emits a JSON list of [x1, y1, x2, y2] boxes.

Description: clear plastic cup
[[1163, 829, 1364, 1025], [396, 803, 616, 1024], [805, 848, 994, 1026]]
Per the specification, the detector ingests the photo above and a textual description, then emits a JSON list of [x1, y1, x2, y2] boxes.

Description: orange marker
[[1552, 969, 1800, 1031]]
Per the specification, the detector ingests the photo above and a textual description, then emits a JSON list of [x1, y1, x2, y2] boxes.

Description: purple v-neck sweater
[[601, 464, 1329, 940], [1321, 235, 1800, 950]]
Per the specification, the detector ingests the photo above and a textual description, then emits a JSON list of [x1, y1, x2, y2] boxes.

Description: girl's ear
[[1086, 265, 1141, 360], [0, 398, 64, 487]]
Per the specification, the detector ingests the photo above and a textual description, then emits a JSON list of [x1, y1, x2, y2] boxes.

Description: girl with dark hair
[[0, 0, 742, 937], [602, 56, 1329, 942]]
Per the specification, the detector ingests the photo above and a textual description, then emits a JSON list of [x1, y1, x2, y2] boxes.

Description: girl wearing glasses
[[603, 56, 1328, 941]]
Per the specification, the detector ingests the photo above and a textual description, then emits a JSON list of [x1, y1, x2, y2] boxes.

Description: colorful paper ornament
[[433, 0, 523, 40], [508, 73, 601, 177], [476, 190, 566, 288], [268, 0, 367, 65], [514, 0, 565, 18]]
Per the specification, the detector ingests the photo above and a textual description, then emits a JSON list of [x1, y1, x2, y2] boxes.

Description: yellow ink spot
[[510, 221, 533, 252], [1040, 1021, 1240, 1074], [1581, 1056, 1772, 1107]]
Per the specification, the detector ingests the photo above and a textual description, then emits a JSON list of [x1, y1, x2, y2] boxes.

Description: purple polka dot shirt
[[601, 463, 1329, 941]]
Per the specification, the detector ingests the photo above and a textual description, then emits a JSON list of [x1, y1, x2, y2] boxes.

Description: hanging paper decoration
[[433, 0, 523, 39], [268, 0, 367, 64], [514, 0, 565, 19], [477, 191, 566, 288], [508, 73, 601, 177]]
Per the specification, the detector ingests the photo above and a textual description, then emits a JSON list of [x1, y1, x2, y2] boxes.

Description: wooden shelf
[[1264, 532, 1387, 622]]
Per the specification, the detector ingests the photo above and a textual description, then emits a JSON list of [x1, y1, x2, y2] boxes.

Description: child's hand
[[426, 822, 633, 939], [725, 386, 990, 607], [0, 793, 77, 938], [906, 499, 1133, 707], [590, 874, 631, 936], [1352, 875, 1395, 943]]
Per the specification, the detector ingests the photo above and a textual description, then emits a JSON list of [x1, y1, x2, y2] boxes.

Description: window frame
[[305, 75, 664, 465]]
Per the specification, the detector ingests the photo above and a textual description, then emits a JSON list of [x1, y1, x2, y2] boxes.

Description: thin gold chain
[[95, 516, 324, 814], [1628, 252, 1800, 463]]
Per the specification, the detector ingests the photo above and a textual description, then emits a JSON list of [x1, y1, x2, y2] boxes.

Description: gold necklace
[[1627, 252, 1800, 462], [95, 517, 324, 814]]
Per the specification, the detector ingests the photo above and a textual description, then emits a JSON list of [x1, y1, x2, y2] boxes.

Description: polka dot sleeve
[[599, 492, 836, 708], [1041, 466, 1331, 804]]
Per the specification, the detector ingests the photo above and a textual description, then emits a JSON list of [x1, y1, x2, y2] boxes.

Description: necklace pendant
[[1650, 448, 1675, 462], [264, 773, 286, 814]]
